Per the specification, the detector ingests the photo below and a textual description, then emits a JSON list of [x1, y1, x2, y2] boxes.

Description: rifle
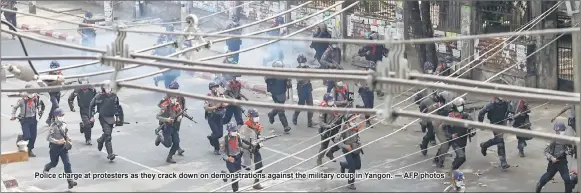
[[154, 108, 195, 135], [242, 134, 281, 161]]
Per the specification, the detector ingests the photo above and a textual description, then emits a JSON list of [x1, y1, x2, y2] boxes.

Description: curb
[[18, 23, 80, 43]]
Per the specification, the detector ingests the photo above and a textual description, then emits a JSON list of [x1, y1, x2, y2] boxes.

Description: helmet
[[272, 61, 284, 68], [100, 80, 113, 93], [452, 170, 464, 181], [226, 123, 238, 132], [492, 96, 504, 103], [553, 122, 567, 131], [335, 81, 344, 87], [247, 108, 259, 118], [296, 54, 307, 64], [323, 93, 334, 102], [208, 82, 219, 90], [169, 80, 180, 89], [166, 24, 175, 32], [232, 15, 240, 23], [50, 61, 60, 69], [53, 108, 65, 117], [423, 61, 434, 74], [186, 14, 199, 26], [85, 11, 93, 18], [78, 77, 89, 84], [275, 16, 284, 25], [452, 98, 465, 113]]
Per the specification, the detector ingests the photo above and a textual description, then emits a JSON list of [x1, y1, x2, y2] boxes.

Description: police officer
[[152, 35, 180, 88], [43, 108, 77, 189], [226, 15, 242, 63], [357, 31, 387, 64], [335, 113, 364, 190], [155, 81, 190, 163], [205, 82, 227, 155], [78, 11, 96, 50], [45, 61, 64, 125], [512, 100, 532, 157], [221, 123, 251, 192], [89, 82, 124, 161], [478, 97, 513, 170], [356, 61, 375, 127], [418, 92, 441, 157], [535, 123, 574, 193], [428, 91, 454, 167], [316, 94, 342, 166], [441, 98, 474, 171], [292, 54, 314, 127], [156, 81, 186, 156], [262, 18, 285, 66], [68, 77, 97, 145], [223, 78, 246, 126], [265, 61, 292, 133], [239, 109, 265, 190], [11, 84, 45, 157], [331, 81, 350, 107]]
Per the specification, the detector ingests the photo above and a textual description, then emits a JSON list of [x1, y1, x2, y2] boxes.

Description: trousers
[[19, 117, 38, 150], [97, 116, 115, 155], [78, 107, 93, 141], [223, 106, 243, 126], [359, 88, 374, 120], [44, 144, 73, 183], [340, 148, 361, 184], [207, 114, 224, 151], [269, 94, 289, 128], [450, 141, 466, 170], [47, 92, 61, 123], [226, 153, 243, 192], [317, 128, 341, 162], [482, 132, 507, 163], [293, 89, 313, 123], [537, 159, 573, 193], [161, 123, 181, 157], [153, 74, 178, 89], [242, 150, 264, 176]]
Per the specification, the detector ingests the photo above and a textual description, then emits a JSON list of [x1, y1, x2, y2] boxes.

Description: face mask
[[426, 70, 434, 74], [170, 97, 178, 104], [230, 131, 238, 136], [327, 101, 335, 106], [56, 116, 65, 123], [27, 94, 34, 99], [253, 117, 260, 123], [331, 44, 338, 49], [352, 121, 361, 127], [457, 106, 464, 112], [336, 81, 344, 87]]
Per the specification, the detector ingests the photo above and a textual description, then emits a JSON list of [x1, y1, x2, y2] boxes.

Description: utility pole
[[28, 1, 36, 14], [104, 1, 113, 25], [567, 0, 581, 191]]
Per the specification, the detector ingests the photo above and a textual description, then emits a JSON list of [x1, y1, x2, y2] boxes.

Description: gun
[[154, 108, 195, 135], [243, 134, 281, 160]]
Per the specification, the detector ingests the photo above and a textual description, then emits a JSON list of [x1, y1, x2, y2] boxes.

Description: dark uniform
[[512, 100, 533, 157], [11, 92, 45, 157], [418, 95, 439, 156], [68, 86, 97, 145], [335, 114, 364, 190], [222, 79, 246, 126], [316, 100, 342, 166], [43, 108, 77, 189], [478, 98, 513, 169], [357, 64, 375, 126], [239, 112, 265, 190], [331, 84, 350, 107], [221, 129, 251, 192], [156, 96, 188, 163], [45, 63, 63, 125], [293, 64, 314, 127], [536, 123, 573, 193], [205, 83, 227, 155], [226, 16, 242, 63], [442, 111, 474, 170], [265, 76, 292, 133], [89, 90, 124, 161], [79, 12, 97, 49]]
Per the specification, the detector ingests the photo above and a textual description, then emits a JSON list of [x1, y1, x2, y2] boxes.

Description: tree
[[408, 1, 438, 71]]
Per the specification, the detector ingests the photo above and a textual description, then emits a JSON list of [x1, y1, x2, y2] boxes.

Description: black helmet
[[208, 82, 219, 90], [50, 61, 60, 69], [296, 54, 307, 64]]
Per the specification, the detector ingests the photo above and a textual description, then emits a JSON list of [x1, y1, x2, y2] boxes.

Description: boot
[[221, 170, 228, 182], [97, 137, 104, 151], [252, 179, 263, 190], [213, 149, 220, 155], [366, 120, 373, 128], [325, 151, 336, 162], [85, 140, 92, 145], [177, 149, 185, 156], [430, 140, 436, 146], [292, 113, 298, 125], [107, 154, 117, 161], [347, 184, 356, 190], [500, 162, 510, 170], [67, 180, 78, 189], [307, 119, 313, 128], [479, 142, 488, 156], [432, 157, 439, 166], [28, 149, 36, 157], [437, 156, 445, 168], [519, 151, 525, 157], [419, 143, 427, 156], [284, 127, 292, 133], [166, 155, 176, 163], [155, 135, 162, 146], [267, 112, 275, 124]]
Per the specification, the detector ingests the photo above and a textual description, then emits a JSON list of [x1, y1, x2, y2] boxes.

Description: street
[[1, 2, 580, 192]]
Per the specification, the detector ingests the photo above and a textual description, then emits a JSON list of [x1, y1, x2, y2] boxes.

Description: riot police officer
[[226, 15, 242, 63], [68, 77, 97, 145], [205, 82, 227, 155], [292, 54, 314, 127], [331, 81, 350, 107], [335, 113, 365, 190], [418, 92, 440, 157], [89, 81, 124, 161], [43, 108, 77, 189], [265, 61, 292, 133], [223, 77, 246, 126], [239, 109, 265, 190], [536, 123, 573, 193], [356, 61, 375, 127], [155, 81, 190, 163], [511, 100, 533, 157], [357, 31, 387, 64], [478, 97, 513, 170], [45, 61, 64, 125], [156, 81, 187, 156], [316, 93, 342, 166], [11, 84, 45, 157], [441, 98, 474, 171], [221, 123, 251, 192]]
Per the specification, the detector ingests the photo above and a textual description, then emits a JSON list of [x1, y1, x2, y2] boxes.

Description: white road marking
[[262, 147, 306, 161]]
